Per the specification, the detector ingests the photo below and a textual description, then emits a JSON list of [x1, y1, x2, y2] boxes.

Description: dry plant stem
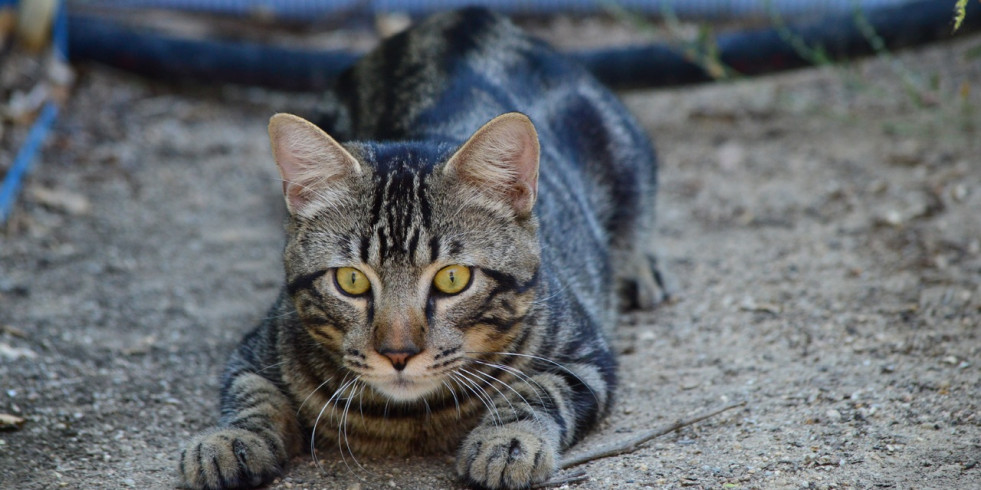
[[559, 401, 748, 469], [532, 469, 589, 488]]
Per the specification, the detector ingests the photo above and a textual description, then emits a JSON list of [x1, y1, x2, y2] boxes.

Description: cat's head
[[269, 113, 541, 401]]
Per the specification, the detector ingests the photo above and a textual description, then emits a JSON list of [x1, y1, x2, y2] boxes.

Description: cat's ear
[[444, 112, 540, 217], [268, 113, 361, 216]]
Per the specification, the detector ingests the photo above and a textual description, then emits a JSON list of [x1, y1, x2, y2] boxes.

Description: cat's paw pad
[[179, 427, 285, 490], [457, 425, 557, 489]]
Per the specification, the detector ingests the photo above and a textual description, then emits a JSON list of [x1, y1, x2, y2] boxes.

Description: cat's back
[[320, 8, 657, 248], [323, 8, 592, 141]]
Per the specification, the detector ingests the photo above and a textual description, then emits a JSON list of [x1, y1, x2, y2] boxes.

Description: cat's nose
[[378, 347, 420, 371]]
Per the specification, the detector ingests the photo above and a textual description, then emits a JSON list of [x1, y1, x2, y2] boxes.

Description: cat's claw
[[179, 427, 285, 490], [457, 424, 557, 490]]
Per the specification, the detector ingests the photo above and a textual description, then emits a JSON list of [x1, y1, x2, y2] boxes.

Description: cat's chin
[[370, 375, 442, 402]]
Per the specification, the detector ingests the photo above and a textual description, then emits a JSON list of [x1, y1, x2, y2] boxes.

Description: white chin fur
[[371, 376, 441, 402]]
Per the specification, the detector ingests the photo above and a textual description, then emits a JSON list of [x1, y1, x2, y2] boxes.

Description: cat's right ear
[[268, 113, 361, 217], [443, 112, 540, 218]]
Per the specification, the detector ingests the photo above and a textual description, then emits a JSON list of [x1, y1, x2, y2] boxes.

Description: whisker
[[311, 374, 355, 474], [256, 359, 290, 374], [449, 375, 474, 405], [297, 377, 334, 417], [450, 373, 487, 423], [453, 371, 502, 427], [422, 396, 432, 421], [338, 378, 368, 476], [467, 358, 552, 408], [441, 379, 463, 419], [528, 283, 570, 306], [357, 381, 367, 430], [464, 366, 537, 418], [260, 309, 299, 321], [460, 367, 519, 420], [466, 351, 599, 405]]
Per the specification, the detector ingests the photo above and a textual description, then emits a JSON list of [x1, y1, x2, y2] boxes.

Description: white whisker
[[467, 351, 599, 405], [464, 366, 536, 417], [453, 371, 502, 427], [441, 379, 463, 419], [337, 378, 368, 476], [297, 377, 334, 417], [467, 358, 552, 408], [310, 374, 355, 474], [460, 367, 519, 419]]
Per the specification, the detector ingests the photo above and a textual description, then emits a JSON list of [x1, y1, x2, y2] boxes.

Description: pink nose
[[378, 348, 419, 371]]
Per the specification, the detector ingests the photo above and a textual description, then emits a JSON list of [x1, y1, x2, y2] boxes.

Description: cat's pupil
[[448, 271, 456, 283]]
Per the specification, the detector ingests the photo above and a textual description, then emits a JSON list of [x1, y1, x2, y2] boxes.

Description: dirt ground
[[1, 20, 979, 490]]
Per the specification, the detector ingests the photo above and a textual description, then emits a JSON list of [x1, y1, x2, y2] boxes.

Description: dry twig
[[532, 469, 589, 488], [537, 400, 748, 487]]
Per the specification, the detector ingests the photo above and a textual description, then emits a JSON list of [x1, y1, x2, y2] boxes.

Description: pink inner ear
[[268, 113, 360, 216], [513, 130, 539, 199], [446, 113, 541, 216]]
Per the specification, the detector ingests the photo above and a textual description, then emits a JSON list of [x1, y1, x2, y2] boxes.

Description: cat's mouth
[[369, 373, 442, 402]]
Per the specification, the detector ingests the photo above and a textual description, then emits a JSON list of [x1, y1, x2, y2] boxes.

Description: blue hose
[[4, 0, 979, 221], [67, 0, 981, 91], [0, 103, 60, 224], [0, 0, 68, 224], [584, 0, 981, 88], [79, 0, 910, 21], [68, 15, 361, 91]]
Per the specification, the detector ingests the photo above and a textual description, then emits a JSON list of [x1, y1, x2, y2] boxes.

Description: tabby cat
[[179, 8, 660, 490]]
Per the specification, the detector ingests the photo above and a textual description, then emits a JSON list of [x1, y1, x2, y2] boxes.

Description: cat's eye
[[335, 267, 371, 296], [433, 265, 472, 295]]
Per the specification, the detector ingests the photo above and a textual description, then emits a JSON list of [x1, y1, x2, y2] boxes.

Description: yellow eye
[[433, 265, 471, 295], [335, 267, 371, 296]]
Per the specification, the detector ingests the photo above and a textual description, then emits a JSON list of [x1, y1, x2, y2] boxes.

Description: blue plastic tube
[[77, 0, 911, 21], [66, 0, 981, 91], [0, 0, 67, 224], [0, 103, 60, 223]]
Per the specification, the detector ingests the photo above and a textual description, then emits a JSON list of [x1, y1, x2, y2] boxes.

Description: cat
[[179, 7, 660, 490]]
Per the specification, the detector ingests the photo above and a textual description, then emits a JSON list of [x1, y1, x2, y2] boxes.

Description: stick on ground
[[561, 400, 748, 470]]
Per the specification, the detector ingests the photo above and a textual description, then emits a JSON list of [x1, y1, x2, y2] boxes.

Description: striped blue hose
[[66, 0, 979, 91], [77, 0, 912, 21], [0, 1, 67, 224]]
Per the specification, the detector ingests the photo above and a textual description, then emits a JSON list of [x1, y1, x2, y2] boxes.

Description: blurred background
[[3, 1, 979, 217]]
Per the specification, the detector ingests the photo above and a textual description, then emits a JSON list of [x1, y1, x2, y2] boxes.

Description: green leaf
[[953, 0, 969, 32]]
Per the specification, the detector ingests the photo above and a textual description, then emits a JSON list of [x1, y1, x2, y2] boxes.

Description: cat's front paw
[[457, 422, 558, 489], [179, 427, 286, 490]]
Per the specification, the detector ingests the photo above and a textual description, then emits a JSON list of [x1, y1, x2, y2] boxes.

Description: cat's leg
[[179, 372, 302, 490], [457, 364, 606, 489], [617, 249, 672, 311]]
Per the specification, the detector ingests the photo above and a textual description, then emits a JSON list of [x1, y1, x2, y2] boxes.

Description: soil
[[1, 21, 979, 490]]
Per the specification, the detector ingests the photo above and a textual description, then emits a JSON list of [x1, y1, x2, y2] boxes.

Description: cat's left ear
[[444, 112, 540, 217], [268, 113, 362, 217]]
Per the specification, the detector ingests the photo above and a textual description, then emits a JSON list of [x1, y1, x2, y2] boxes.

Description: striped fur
[[179, 8, 659, 490]]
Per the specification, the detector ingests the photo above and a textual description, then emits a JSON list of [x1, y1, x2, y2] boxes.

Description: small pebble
[[826, 409, 842, 422]]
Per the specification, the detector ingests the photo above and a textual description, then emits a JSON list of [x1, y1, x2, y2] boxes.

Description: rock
[[0, 342, 37, 360], [717, 141, 746, 172], [28, 186, 91, 216], [0, 413, 26, 430], [826, 409, 842, 423]]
